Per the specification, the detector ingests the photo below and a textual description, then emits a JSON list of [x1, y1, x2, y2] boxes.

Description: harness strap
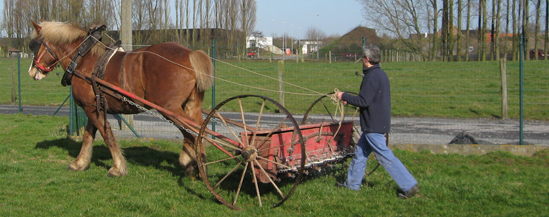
[[92, 40, 122, 79], [90, 40, 122, 122], [119, 52, 129, 90]]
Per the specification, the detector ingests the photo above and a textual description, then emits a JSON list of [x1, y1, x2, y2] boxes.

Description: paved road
[[1, 104, 548, 145]]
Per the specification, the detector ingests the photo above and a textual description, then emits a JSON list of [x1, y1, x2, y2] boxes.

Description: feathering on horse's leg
[[179, 89, 206, 179], [86, 108, 128, 177], [68, 122, 97, 171], [180, 135, 199, 179]]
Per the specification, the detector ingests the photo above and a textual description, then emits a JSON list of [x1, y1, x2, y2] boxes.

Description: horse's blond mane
[[34, 21, 87, 44], [34, 21, 106, 56]]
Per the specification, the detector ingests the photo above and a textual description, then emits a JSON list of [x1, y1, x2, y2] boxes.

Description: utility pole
[[121, 0, 133, 51], [121, 0, 134, 129]]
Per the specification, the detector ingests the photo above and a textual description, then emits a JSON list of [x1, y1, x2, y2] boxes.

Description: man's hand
[[336, 91, 348, 105]]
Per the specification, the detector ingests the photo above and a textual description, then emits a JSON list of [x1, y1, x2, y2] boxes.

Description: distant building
[[246, 36, 273, 49], [299, 40, 321, 54]]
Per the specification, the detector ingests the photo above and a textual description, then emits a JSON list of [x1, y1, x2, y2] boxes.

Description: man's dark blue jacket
[[341, 64, 391, 133]]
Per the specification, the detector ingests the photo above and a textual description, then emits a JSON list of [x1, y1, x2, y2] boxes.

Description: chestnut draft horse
[[28, 21, 213, 177]]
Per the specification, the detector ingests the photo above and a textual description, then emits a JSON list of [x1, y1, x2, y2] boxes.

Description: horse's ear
[[31, 20, 41, 33]]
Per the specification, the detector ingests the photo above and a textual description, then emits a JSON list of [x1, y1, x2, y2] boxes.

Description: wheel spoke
[[319, 99, 335, 122], [204, 155, 241, 166], [208, 137, 242, 152], [253, 115, 289, 148], [256, 155, 295, 171], [215, 161, 243, 188], [233, 162, 249, 206], [254, 159, 284, 198], [238, 98, 250, 148], [250, 99, 266, 148], [214, 111, 244, 145], [250, 160, 263, 207]]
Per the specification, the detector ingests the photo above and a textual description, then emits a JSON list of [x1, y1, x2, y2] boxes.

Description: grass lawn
[[0, 114, 548, 216]]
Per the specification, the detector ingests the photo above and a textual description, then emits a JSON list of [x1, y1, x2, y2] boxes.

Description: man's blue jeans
[[344, 132, 417, 191]]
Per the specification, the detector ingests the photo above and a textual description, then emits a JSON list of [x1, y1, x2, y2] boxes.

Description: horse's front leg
[[86, 109, 128, 177], [68, 121, 97, 171]]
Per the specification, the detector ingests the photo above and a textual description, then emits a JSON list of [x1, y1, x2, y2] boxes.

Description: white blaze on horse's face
[[28, 65, 47, 80]]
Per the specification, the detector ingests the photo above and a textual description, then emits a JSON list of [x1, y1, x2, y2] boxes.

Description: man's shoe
[[398, 185, 419, 199], [335, 182, 346, 188]]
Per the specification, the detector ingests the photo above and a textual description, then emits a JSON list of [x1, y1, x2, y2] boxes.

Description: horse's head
[[28, 20, 60, 80]]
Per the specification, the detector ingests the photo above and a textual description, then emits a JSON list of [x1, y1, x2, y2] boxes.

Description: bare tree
[[241, 0, 256, 56], [428, 0, 439, 61], [480, 0, 487, 61], [494, 0, 502, 60], [534, 0, 542, 60], [358, 0, 428, 58], [543, 0, 549, 60], [523, 0, 530, 60], [457, 0, 462, 61]]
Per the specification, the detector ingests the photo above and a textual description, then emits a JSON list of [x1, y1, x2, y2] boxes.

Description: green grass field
[[1, 58, 548, 119], [0, 114, 548, 216]]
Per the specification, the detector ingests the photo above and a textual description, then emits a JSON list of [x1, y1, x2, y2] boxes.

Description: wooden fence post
[[11, 64, 15, 104], [500, 58, 508, 119], [278, 60, 285, 107]]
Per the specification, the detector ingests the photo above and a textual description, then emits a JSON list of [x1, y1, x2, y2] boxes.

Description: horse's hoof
[[186, 166, 200, 180], [107, 167, 127, 177], [67, 162, 89, 171]]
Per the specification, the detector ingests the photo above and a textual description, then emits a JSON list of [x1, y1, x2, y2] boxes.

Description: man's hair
[[362, 45, 381, 65]]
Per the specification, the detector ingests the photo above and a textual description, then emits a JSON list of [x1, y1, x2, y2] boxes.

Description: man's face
[[362, 57, 370, 68]]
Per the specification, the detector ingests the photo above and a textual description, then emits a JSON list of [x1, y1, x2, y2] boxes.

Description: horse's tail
[[189, 50, 214, 92]]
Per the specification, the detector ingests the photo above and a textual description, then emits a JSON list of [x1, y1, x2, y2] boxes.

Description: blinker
[[29, 39, 41, 56]]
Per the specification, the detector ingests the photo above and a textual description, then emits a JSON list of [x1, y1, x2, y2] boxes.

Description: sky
[[255, 0, 365, 39], [0, 0, 366, 39]]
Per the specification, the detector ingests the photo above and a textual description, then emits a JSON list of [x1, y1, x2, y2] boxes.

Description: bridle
[[29, 38, 59, 73]]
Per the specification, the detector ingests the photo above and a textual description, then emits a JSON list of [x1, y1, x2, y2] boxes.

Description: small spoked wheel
[[301, 91, 360, 126], [301, 92, 360, 145], [196, 95, 305, 210]]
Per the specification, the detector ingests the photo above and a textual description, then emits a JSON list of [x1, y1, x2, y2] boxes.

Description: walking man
[[335, 45, 418, 198]]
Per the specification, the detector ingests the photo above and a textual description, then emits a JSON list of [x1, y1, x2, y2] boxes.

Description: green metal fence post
[[211, 38, 216, 133], [53, 94, 71, 116], [519, 34, 524, 145], [18, 53, 21, 112]]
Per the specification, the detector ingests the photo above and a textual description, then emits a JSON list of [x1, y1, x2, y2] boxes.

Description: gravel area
[[2, 105, 548, 146]]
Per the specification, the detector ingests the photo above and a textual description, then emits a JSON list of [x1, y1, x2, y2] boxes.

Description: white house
[[246, 36, 273, 49], [299, 40, 321, 55], [246, 36, 324, 55]]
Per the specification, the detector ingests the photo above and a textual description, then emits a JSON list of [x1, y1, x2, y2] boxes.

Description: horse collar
[[62, 24, 107, 86]]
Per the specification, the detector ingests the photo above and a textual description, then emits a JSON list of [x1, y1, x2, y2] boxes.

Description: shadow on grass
[[33, 138, 185, 178]]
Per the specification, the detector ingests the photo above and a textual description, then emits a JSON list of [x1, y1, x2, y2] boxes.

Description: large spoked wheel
[[196, 95, 305, 210]]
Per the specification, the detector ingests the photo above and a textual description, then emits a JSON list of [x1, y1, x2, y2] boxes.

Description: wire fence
[[2, 40, 548, 146]]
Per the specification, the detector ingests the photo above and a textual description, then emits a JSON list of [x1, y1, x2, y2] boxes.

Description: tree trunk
[[465, 0, 471, 61], [457, 0, 462, 61], [523, 0, 530, 60]]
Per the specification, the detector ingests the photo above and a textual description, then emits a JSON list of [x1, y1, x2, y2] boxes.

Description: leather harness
[[62, 24, 123, 123]]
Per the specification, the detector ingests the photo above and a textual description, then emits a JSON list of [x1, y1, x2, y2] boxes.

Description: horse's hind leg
[[68, 121, 97, 171], [178, 91, 205, 178], [179, 131, 198, 177]]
